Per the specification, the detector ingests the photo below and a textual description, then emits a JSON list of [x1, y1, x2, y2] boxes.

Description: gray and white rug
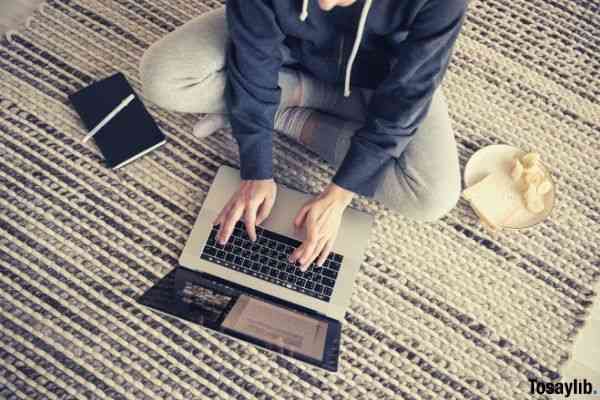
[[1, 0, 599, 399]]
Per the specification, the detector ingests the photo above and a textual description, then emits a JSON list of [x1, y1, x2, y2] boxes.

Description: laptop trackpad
[[222, 295, 328, 361]]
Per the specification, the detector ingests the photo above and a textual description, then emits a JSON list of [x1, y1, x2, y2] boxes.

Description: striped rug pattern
[[1, 0, 599, 399]]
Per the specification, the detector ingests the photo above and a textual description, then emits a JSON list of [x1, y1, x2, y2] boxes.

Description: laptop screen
[[137, 267, 341, 371], [221, 294, 329, 361]]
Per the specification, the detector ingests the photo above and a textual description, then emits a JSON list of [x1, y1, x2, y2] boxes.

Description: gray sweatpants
[[139, 7, 461, 221]]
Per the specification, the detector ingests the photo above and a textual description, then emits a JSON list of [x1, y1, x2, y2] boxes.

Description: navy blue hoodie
[[225, 0, 467, 197]]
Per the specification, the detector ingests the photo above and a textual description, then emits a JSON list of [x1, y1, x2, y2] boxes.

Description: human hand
[[213, 179, 277, 245], [289, 183, 354, 271]]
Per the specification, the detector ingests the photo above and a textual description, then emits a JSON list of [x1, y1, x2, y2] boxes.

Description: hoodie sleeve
[[332, 0, 467, 197], [225, 0, 285, 180]]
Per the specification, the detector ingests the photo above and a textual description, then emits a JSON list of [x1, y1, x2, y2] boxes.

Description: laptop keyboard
[[200, 221, 343, 302]]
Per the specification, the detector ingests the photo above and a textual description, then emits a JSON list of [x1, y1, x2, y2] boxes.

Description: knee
[[386, 90, 460, 221], [407, 181, 461, 222], [384, 170, 462, 222], [139, 42, 174, 109], [139, 40, 225, 113]]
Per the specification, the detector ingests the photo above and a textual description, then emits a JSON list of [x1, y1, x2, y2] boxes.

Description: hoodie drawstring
[[344, 0, 373, 97], [300, 0, 309, 21], [299, 0, 373, 97]]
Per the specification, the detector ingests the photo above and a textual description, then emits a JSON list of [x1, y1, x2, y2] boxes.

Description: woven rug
[[1, 0, 599, 399]]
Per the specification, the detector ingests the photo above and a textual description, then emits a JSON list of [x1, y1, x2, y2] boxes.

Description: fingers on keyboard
[[201, 224, 343, 301]]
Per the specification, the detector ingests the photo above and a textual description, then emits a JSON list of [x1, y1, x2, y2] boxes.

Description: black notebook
[[68, 72, 166, 169]]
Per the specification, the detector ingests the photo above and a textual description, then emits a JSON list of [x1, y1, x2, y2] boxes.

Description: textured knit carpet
[[1, 0, 599, 399]]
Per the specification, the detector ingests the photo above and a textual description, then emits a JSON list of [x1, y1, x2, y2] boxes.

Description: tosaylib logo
[[529, 378, 599, 397]]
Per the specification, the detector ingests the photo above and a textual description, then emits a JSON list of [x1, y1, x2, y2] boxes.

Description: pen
[[81, 93, 136, 144]]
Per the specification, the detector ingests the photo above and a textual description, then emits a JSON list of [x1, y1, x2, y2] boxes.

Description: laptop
[[138, 165, 373, 371]]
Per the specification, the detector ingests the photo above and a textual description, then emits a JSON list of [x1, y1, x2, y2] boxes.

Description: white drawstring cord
[[344, 0, 373, 97], [298, 0, 373, 98], [300, 0, 309, 21]]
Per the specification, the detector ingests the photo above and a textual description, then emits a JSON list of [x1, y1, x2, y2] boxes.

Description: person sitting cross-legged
[[140, 0, 466, 270]]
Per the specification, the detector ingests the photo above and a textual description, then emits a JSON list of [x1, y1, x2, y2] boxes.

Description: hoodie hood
[[300, 0, 374, 97]]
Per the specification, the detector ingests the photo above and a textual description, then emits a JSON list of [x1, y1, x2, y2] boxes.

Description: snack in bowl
[[510, 159, 524, 182], [462, 170, 524, 229], [521, 152, 541, 168], [538, 180, 552, 195], [524, 184, 544, 213], [463, 149, 554, 230], [513, 152, 551, 214]]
